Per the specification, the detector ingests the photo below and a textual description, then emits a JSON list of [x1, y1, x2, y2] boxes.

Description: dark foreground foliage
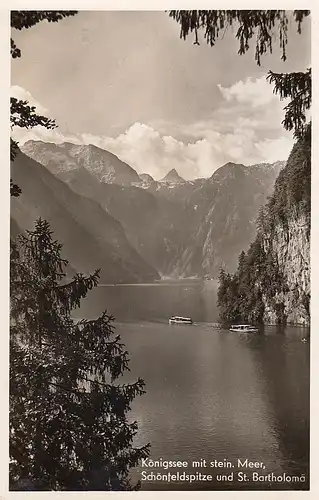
[[10, 219, 149, 490]]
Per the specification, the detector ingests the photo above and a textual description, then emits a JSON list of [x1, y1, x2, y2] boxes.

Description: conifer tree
[[10, 219, 149, 491], [217, 268, 240, 323]]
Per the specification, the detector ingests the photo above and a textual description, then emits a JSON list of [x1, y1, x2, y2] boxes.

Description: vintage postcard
[[2, 2, 316, 497]]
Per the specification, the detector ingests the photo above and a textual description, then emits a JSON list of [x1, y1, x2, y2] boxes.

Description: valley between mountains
[[12, 140, 285, 283]]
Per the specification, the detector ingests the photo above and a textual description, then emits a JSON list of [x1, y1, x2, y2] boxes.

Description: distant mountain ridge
[[21, 140, 140, 185], [18, 139, 286, 279]]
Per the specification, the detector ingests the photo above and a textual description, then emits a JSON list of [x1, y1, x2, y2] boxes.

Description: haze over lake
[[75, 280, 310, 490]]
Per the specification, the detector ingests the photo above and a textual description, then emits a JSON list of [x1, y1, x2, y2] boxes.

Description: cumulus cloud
[[12, 77, 294, 179], [218, 76, 276, 107], [11, 85, 49, 115]]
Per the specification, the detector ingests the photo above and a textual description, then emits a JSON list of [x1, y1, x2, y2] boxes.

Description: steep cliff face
[[261, 128, 311, 326], [218, 128, 311, 326], [262, 211, 310, 325]]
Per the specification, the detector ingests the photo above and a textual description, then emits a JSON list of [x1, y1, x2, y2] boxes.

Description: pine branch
[[11, 11, 78, 60], [267, 69, 311, 138], [169, 10, 310, 65], [11, 11, 78, 30]]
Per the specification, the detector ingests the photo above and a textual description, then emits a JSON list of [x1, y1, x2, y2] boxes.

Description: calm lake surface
[[76, 280, 310, 490]]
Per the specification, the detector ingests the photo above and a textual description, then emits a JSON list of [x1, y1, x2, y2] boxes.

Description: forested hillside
[[217, 125, 311, 326]]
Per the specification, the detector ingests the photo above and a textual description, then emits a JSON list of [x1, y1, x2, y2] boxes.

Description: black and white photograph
[[9, 8, 311, 492]]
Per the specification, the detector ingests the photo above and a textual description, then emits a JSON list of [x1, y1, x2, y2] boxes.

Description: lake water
[[76, 280, 310, 490]]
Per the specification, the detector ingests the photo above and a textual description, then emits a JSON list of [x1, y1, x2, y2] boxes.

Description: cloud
[[11, 85, 49, 115], [12, 78, 294, 179], [255, 136, 293, 163], [218, 76, 276, 107]]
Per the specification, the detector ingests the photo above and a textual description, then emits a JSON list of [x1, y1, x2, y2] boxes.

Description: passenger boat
[[229, 324, 258, 333], [169, 316, 193, 325]]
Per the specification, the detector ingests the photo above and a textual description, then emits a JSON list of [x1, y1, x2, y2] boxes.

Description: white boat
[[229, 324, 258, 333], [169, 316, 193, 325]]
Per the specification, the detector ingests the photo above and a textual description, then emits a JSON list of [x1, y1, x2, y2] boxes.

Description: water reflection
[[236, 329, 310, 478], [76, 281, 309, 490]]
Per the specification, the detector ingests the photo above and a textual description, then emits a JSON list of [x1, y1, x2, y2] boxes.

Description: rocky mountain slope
[[172, 161, 284, 277], [20, 140, 285, 278], [48, 166, 185, 275], [11, 151, 160, 284], [21, 140, 140, 184], [217, 128, 310, 326], [139, 173, 155, 183], [59, 161, 283, 277]]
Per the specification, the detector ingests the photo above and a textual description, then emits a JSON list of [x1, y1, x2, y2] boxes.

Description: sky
[[11, 11, 311, 180]]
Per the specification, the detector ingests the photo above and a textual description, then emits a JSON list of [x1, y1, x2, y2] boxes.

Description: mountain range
[[14, 140, 286, 282], [11, 151, 159, 283], [21, 140, 141, 184]]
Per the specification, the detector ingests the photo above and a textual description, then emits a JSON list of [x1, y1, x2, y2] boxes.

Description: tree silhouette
[[10, 219, 150, 490]]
